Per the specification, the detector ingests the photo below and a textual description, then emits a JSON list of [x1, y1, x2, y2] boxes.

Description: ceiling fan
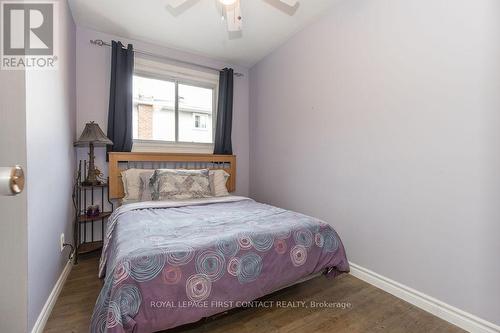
[[166, 0, 299, 32]]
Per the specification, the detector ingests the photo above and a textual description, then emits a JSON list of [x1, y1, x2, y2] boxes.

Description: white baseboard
[[349, 262, 500, 333], [31, 260, 73, 333]]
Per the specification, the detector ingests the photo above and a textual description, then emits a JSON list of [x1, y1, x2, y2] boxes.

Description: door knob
[[0, 166, 24, 196]]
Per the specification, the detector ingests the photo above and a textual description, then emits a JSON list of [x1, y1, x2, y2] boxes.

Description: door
[[0, 69, 28, 332]]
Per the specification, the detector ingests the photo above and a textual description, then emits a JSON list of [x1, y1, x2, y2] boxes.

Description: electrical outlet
[[60, 233, 65, 252]]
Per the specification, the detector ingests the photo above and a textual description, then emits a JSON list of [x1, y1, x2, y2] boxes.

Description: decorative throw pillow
[[121, 169, 154, 202], [139, 171, 155, 201], [152, 169, 212, 200], [209, 170, 230, 197]]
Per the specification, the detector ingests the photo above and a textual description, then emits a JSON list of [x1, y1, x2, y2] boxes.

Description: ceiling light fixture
[[167, 0, 299, 32], [219, 0, 237, 5]]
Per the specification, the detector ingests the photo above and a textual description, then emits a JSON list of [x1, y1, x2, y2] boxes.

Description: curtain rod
[[90, 39, 244, 77]]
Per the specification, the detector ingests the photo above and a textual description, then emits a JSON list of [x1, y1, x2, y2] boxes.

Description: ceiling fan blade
[[225, 0, 243, 32], [166, 0, 190, 8], [278, 0, 298, 6]]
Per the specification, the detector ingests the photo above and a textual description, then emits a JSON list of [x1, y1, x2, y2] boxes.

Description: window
[[193, 113, 208, 129], [132, 60, 218, 151]]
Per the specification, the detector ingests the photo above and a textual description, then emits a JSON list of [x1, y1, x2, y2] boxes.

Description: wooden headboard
[[108, 152, 236, 200]]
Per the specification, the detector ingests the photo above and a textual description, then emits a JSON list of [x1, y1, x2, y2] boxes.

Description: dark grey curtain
[[107, 41, 134, 158], [214, 68, 234, 155]]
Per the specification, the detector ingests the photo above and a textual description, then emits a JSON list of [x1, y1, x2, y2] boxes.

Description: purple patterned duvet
[[91, 196, 349, 333]]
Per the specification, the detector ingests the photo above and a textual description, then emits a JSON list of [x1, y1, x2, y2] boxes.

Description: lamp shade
[[74, 121, 113, 147]]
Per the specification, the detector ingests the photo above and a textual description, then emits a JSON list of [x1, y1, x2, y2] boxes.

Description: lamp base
[[82, 164, 102, 186]]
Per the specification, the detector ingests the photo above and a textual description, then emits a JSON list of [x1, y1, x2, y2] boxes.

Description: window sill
[[132, 140, 214, 154]]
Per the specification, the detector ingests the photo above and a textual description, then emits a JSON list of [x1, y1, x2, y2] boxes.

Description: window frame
[[132, 58, 219, 153]]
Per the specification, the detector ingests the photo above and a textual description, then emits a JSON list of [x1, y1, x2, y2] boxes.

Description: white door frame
[[0, 68, 28, 332]]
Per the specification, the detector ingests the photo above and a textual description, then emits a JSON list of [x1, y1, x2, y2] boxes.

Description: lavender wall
[[25, 0, 77, 329], [75, 27, 250, 196], [250, 0, 500, 326]]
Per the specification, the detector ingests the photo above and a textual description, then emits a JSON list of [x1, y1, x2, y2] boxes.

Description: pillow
[[152, 169, 212, 200], [121, 169, 154, 202], [139, 171, 155, 201], [209, 170, 230, 197]]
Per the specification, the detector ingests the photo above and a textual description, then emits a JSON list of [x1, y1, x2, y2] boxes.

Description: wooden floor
[[45, 255, 465, 333]]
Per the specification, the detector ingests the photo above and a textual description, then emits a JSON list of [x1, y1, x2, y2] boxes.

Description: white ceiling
[[68, 0, 335, 67]]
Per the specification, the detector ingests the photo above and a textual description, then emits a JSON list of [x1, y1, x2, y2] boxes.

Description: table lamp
[[74, 122, 113, 186]]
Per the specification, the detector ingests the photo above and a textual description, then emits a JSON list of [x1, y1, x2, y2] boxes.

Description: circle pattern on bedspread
[[274, 228, 291, 240], [322, 229, 339, 253], [237, 252, 263, 284], [166, 245, 195, 266], [195, 250, 226, 282], [104, 284, 142, 329], [116, 284, 142, 318], [91, 310, 107, 333], [315, 233, 324, 248], [128, 249, 166, 282], [186, 274, 212, 302], [294, 229, 313, 248], [106, 301, 122, 328], [237, 234, 253, 249], [163, 266, 182, 285], [290, 245, 307, 267], [217, 238, 240, 258], [113, 261, 130, 286], [298, 217, 321, 233], [91, 275, 115, 333], [274, 239, 288, 255], [227, 257, 241, 276], [250, 232, 274, 252]]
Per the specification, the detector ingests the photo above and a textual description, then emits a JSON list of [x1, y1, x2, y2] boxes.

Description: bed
[[90, 153, 349, 333]]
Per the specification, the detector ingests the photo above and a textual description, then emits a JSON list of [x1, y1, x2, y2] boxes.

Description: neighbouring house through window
[[132, 57, 219, 153], [193, 113, 208, 129]]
